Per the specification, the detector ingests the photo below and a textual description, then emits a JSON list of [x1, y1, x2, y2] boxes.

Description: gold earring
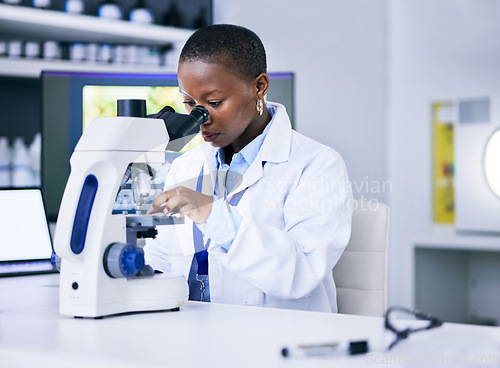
[[256, 99, 264, 116]]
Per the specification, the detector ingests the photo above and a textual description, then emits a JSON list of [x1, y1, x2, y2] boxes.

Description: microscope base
[[59, 274, 189, 318]]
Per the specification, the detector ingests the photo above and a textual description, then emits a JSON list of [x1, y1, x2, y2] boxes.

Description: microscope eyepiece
[[147, 104, 210, 152], [117, 99, 147, 118], [190, 105, 210, 125]]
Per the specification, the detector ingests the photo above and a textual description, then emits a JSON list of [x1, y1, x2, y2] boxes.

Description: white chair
[[333, 200, 390, 317]]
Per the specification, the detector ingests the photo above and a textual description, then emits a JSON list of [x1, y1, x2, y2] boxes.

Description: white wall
[[213, 0, 388, 203], [388, 0, 500, 308]]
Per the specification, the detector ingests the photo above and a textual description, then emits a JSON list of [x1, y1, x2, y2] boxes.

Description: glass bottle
[[97, 0, 123, 20], [129, 0, 154, 24]]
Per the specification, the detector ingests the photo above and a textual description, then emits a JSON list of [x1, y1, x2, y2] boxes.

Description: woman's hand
[[146, 186, 213, 224]]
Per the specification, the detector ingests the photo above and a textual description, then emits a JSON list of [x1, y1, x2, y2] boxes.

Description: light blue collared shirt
[[196, 105, 276, 252]]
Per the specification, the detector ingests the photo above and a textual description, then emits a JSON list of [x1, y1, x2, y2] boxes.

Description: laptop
[[0, 188, 58, 277]]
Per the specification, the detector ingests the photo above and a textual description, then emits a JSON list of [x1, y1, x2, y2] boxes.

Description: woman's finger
[[147, 191, 172, 214], [163, 188, 185, 214]]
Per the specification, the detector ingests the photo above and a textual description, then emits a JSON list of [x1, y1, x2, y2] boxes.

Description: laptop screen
[[0, 189, 53, 262]]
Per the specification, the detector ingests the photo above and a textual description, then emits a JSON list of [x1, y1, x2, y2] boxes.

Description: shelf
[[413, 225, 500, 252], [0, 58, 178, 78], [0, 4, 193, 45]]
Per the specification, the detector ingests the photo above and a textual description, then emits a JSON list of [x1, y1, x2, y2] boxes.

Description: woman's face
[[177, 60, 262, 151]]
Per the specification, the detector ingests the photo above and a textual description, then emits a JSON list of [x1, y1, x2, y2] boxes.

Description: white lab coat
[[145, 102, 353, 313]]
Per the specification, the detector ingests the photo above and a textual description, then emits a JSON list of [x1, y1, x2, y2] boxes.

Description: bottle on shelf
[[42, 41, 62, 60], [69, 42, 86, 62], [11, 137, 33, 188], [0, 41, 6, 58], [24, 41, 41, 59], [7, 40, 23, 58], [86, 43, 99, 63], [192, 7, 209, 29], [163, 2, 184, 28], [64, 0, 84, 14], [97, 0, 123, 20], [143, 45, 161, 66], [0, 137, 11, 188], [114, 44, 126, 64], [129, 0, 154, 24], [121, 45, 141, 65], [97, 43, 114, 64], [29, 133, 41, 187], [32, 0, 52, 9]]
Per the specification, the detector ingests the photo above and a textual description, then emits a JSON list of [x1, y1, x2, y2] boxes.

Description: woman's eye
[[183, 101, 196, 107], [208, 100, 222, 107]]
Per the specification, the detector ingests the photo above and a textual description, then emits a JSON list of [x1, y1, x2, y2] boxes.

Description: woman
[[145, 24, 352, 312]]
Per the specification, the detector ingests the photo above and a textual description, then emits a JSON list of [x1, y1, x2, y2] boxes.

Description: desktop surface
[[0, 274, 499, 368]]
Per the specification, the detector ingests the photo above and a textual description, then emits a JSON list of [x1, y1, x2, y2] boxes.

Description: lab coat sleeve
[[195, 197, 242, 252], [213, 147, 353, 300]]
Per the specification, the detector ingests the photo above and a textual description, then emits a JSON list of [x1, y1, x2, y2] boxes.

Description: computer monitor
[[41, 70, 295, 221], [0, 188, 56, 276]]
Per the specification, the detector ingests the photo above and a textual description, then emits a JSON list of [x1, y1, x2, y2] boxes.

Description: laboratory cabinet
[[414, 233, 500, 326]]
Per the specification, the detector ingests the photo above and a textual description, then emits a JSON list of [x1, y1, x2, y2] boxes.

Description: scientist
[[145, 24, 352, 313]]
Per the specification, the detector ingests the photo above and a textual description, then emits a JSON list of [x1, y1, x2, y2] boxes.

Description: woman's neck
[[224, 108, 271, 164]]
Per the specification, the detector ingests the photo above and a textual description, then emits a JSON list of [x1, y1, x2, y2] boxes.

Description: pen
[[281, 340, 368, 358]]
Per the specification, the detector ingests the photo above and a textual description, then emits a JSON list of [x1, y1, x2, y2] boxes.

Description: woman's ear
[[255, 73, 270, 99]]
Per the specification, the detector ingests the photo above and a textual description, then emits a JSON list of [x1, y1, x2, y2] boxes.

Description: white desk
[[0, 274, 499, 368]]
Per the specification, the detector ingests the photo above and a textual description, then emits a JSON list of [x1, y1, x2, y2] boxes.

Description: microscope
[[53, 99, 209, 318]]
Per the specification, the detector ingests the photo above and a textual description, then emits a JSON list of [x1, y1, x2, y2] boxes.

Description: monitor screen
[[41, 70, 295, 221], [0, 189, 53, 262]]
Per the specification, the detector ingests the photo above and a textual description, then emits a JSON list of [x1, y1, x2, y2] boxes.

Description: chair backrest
[[333, 200, 390, 317]]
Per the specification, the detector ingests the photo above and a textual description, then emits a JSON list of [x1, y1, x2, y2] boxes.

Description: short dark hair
[[179, 24, 267, 82]]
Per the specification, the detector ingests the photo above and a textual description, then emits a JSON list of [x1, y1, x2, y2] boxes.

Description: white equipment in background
[[455, 96, 500, 233]]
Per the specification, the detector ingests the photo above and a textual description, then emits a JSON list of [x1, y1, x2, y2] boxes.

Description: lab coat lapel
[[198, 143, 218, 196], [229, 157, 263, 198]]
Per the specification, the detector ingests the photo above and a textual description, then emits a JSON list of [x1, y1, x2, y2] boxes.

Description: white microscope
[[53, 99, 209, 318]]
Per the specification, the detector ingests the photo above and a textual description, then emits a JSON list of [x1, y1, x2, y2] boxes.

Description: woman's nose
[[201, 119, 212, 127]]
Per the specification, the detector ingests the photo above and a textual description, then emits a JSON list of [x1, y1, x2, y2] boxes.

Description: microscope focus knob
[[103, 243, 145, 278]]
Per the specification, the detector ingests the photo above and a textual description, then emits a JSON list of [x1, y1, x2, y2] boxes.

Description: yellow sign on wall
[[432, 102, 455, 224]]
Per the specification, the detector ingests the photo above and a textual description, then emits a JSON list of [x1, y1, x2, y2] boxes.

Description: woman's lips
[[201, 131, 219, 142]]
